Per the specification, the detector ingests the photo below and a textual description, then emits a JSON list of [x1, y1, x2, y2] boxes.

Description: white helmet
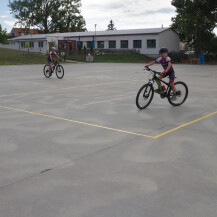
[[51, 47, 56, 50]]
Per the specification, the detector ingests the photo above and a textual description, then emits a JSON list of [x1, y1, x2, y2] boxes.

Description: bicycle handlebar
[[144, 67, 162, 76]]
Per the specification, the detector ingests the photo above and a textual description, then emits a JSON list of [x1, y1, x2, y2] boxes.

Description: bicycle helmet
[[51, 47, 56, 50], [159, 47, 168, 54]]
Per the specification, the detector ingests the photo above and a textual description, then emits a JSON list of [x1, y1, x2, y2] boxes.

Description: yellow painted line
[[1, 105, 216, 139], [0, 105, 154, 139], [0, 80, 139, 98], [153, 111, 217, 138]]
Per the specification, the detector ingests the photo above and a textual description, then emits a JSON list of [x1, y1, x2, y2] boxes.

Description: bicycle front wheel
[[56, 65, 64, 79], [136, 83, 154, 109], [168, 81, 188, 106], [43, 64, 51, 78]]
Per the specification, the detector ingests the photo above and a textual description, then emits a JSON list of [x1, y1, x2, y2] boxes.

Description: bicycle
[[136, 67, 188, 109], [43, 60, 64, 79]]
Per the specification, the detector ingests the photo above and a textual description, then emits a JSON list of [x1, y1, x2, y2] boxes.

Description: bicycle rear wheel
[[168, 81, 188, 106], [56, 65, 64, 79], [136, 83, 154, 109], [43, 65, 51, 78]]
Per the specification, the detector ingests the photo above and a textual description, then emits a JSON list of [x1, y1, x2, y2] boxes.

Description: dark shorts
[[47, 57, 52, 64], [163, 70, 175, 82]]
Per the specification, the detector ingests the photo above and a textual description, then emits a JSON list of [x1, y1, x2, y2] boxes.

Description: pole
[[94, 24, 97, 56]]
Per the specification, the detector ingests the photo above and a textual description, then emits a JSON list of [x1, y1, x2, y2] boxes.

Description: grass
[[66, 53, 154, 63], [0, 48, 48, 65]]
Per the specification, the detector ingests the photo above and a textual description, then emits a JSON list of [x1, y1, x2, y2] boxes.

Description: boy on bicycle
[[47, 47, 62, 75], [145, 48, 177, 101]]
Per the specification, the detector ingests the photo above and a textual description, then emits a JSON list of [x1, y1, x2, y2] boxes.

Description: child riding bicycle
[[145, 48, 177, 101], [47, 47, 62, 75]]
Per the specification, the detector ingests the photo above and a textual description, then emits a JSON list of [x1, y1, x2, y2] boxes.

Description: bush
[[168, 51, 185, 62]]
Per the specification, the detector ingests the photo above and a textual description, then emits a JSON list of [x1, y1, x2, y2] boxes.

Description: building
[[1, 27, 180, 56], [8, 28, 39, 38]]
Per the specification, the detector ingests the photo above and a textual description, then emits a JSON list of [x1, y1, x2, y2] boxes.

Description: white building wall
[[0, 42, 20, 50], [159, 29, 180, 53], [68, 34, 160, 55], [0, 40, 48, 53], [1, 28, 180, 56]]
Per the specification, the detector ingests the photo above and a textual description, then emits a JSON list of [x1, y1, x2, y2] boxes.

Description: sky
[[0, 0, 176, 32], [0, 0, 216, 34]]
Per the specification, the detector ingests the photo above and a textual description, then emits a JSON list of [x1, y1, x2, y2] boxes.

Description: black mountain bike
[[43, 60, 64, 79], [136, 67, 188, 109]]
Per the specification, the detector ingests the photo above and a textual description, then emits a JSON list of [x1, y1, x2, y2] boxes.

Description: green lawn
[[0, 48, 48, 65], [66, 53, 153, 63]]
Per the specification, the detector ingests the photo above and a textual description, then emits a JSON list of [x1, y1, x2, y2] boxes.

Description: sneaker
[[154, 89, 160, 93], [171, 94, 177, 101]]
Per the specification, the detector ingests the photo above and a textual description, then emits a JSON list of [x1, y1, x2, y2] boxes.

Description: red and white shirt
[[155, 56, 174, 73]]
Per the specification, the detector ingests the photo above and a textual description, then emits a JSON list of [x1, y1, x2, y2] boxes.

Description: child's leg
[[155, 75, 163, 93], [170, 82, 176, 94], [158, 75, 163, 86], [49, 63, 51, 72]]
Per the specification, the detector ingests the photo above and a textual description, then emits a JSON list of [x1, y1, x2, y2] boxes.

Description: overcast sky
[[82, 0, 176, 31], [0, 0, 216, 34], [0, 0, 176, 32]]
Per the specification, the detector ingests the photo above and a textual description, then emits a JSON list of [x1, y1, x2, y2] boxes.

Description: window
[[121, 40, 128, 48], [109, 41, 116, 49], [30, 41, 34, 48], [97, 41, 104, 49], [38, 41, 43, 48], [133, 40, 142, 48], [61, 42, 67, 49], [147, 40, 156, 48], [87, 41, 93, 49], [21, 42, 25, 48]]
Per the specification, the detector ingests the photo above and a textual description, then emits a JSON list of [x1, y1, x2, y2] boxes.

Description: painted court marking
[[0, 105, 216, 139], [153, 111, 217, 138], [0, 80, 139, 98], [0, 105, 154, 138]]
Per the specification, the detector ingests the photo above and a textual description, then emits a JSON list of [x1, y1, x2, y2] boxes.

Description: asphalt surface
[[0, 63, 217, 217]]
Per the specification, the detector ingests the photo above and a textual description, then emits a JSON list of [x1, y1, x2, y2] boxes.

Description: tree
[[0, 24, 7, 44], [171, 0, 217, 53], [107, 20, 116, 31], [9, 0, 86, 34]]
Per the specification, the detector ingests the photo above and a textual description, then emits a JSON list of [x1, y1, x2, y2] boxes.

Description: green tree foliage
[[107, 20, 116, 31], [171, 0, 217, 53], [0, 24, 8, 44], [9, 0, 86, 33], [49, 40, 56, 49]]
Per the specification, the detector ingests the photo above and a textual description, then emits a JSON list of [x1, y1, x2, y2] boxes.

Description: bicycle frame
[[51, 61, 59, 72], [147, 68, 172, 98]]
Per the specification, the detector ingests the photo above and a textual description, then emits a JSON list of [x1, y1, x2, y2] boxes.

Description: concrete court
[[0, 63, 216, 217]]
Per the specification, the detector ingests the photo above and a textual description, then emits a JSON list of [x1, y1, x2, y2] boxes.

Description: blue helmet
[[159, 47, 168, 54]]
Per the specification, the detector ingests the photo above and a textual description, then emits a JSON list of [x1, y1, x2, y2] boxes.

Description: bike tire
[[56, 65, 64, 79], [43, 64, 51, 78], [136, 83, 154, 109], [168, 81, 188, 106]]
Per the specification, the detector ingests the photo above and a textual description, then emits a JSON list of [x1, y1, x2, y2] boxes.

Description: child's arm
[[145, 60, 155, 68], [164, 62, 172, 73], [56, 54, 62, 60], [50, 53, 53, 61]]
